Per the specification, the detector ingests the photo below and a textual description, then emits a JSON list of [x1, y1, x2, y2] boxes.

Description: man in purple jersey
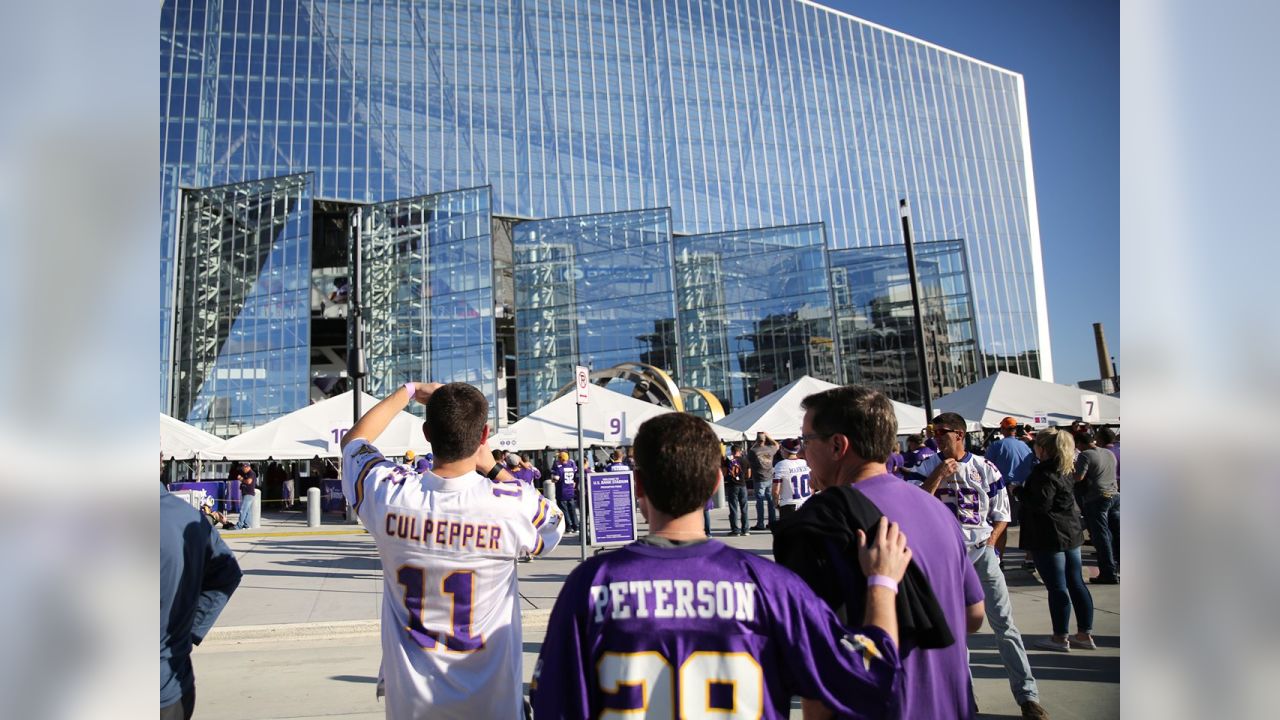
[[531, 412, 911, 719], [796, 386, 992, 720]]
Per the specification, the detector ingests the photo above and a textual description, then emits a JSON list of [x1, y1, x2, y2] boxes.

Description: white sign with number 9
[[598, 650, 763, 719]]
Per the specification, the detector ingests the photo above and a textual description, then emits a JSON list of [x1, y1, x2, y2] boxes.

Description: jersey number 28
[[598, 650, 763, 719]]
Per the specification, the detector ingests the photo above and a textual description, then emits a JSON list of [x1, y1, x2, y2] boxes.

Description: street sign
[[575, 365, 590, 405], [1080, 394, 1101, 423]]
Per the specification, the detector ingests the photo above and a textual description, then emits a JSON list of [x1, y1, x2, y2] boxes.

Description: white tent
[[160, 413, 223, 460], [717, 376, 933, 438], [934, 371, 1121, 429], [200, 391, 432, 460], [490, 384, 741, 451]]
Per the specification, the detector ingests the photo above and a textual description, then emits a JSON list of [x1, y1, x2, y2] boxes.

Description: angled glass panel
[[675, 223, 836, 413], [828, 238, 981, 407], [172, 173, 312, 436], [513, 208, 677, 414], [361, 186, 497, 425]]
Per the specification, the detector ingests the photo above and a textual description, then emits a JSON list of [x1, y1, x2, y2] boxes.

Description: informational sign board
[[575, 365, 590, 405], [586, 470, 637, 547], [1080, 394, 1101, 423], [1032, 411, 1048, 426]]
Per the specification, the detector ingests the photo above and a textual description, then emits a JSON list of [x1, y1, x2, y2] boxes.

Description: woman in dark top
[[1020, 428, 1096, 652]]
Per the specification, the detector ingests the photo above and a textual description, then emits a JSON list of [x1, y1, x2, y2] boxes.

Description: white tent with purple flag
[[199, 390, 432, 460]]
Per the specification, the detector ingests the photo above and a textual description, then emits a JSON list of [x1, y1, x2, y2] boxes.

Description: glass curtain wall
[[675, 223, 837, 412], [171, 173, 312, 435], [361, 186, 497, 423], [829, 239, 980, 406], [513, 208, 677, 414]]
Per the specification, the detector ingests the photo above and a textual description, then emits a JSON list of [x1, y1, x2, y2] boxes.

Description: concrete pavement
[[196, 508, 1119, 718]]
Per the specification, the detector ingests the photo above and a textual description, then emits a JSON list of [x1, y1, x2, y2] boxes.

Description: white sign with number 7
[[1080, 394, 1100, 423]]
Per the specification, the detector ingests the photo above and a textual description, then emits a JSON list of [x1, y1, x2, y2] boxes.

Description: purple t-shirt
[[530, 539, 901, 719], [903, 446, 936, 470], [886, 452, 905, 479], [511, 466, 540, 487], [852, 473, 984, 720]]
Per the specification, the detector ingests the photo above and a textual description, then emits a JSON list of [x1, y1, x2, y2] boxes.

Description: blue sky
[[824, 0, 1120, 385]]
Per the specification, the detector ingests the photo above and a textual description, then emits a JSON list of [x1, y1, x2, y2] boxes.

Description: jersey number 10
[[397, 566, 485, 652]]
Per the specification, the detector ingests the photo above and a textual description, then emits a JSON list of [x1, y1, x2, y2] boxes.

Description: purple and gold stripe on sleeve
[[352, 456, 382, 514], [531, 498, 551, 529], [533, 535, 545, 556]]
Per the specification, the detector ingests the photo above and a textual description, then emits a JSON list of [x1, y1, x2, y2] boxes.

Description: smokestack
[[1093, 323, 1114, 393]]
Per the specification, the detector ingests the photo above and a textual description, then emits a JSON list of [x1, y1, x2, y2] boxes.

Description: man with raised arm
[[531, 412, 909, 719], [340, 381, 564, 719]]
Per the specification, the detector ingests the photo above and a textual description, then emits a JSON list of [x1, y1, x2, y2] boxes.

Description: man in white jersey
[[771, 438, 813, 519], [907, 412, 1048, 719], [340, 381, 564, 719]]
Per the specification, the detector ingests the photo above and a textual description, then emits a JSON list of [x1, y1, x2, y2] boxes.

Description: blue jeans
[[1031, 547, 1094, 636], [971, 546, 1039, 704], [726, 485, 750, 533], [1108, 493, 1120, 570], [1083, 495, 1118, 578], [235, 493, 256, 529], [559, 497, 579, 532], [753, 483, 776, 527], [703, 509, 711, 535]]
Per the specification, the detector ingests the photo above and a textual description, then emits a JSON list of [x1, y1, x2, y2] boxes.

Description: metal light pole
[[900, 199, 935, 421], [350, 207, 365, 424]]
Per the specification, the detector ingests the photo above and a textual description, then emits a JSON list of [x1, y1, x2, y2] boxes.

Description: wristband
[[402, 382, 417, 398], [867, 575, 899, 594], [485, 464, 504, 481]]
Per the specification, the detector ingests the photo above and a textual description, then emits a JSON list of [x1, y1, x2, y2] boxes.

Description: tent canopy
[[934, 372, 1121, 429], [160, 413, 223, 460], [491, 385, 741, 452], [717, 376, 933, 438], [200, 391, 432, 460]]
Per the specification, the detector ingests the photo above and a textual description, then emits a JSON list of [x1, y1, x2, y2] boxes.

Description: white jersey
[[909, 452, 1010, 559], [772, 458, 813, 508], [342, 440, 564, 719]]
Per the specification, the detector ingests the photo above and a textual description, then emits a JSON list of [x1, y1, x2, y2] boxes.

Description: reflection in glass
[[829, 239, 981, 406], [171, 173, 312, 436], [675, 224, 837, 413], [513, 209, 677, 414], [361, 187, 497, 425]]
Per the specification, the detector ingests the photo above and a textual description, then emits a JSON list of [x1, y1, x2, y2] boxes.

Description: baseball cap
[[1000, 417, 1018, 429], [781, 439, 801, 454], [405, 450, 416, 460], [558, 451, 569, 461]]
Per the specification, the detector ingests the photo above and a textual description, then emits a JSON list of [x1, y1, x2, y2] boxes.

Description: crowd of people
[[161, 378, 1119, 719]]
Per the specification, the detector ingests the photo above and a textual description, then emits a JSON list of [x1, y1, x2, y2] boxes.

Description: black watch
[[485, 464, 503, 481]]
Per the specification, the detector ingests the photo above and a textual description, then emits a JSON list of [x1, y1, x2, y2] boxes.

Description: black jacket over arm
[[772, 485, 954, 650]]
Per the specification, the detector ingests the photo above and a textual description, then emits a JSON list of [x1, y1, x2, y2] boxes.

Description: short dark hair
[[1095, 426, 1116, 445], [906, 433, 923, 445], [424, 383, 489, 464], [800, 386, 897, 463], [930, 412, 967, 434], [1074, 427, 1096, 446], [633, 413, 720, 517]]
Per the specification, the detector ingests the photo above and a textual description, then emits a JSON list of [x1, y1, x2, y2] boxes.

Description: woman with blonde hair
[[1020, 428, 1096, 651]]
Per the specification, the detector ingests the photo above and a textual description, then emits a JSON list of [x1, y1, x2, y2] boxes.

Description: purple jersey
[[852, 474, 984, 720], [530, 539, 901, 719], [512, 466, 539, 487], [554, 461, 579, 500], [903, 446, 936, 470]]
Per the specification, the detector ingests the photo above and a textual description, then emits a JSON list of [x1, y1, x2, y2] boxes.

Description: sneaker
[[1089, 575, 1119, 585], [1020, 700, 1050, 719], [750, 525, 766, 531], [1069, 634, 1097, 650], [1032, 637, 1070, 653], [740, 529, 750, 536]]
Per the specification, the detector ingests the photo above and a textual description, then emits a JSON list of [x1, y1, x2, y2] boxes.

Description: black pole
[[900, 199, 935, 421], [350, 207, 365, 424]]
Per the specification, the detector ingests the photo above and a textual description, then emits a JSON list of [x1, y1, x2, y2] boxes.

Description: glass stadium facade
[[161, 0, 1050, 435]]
